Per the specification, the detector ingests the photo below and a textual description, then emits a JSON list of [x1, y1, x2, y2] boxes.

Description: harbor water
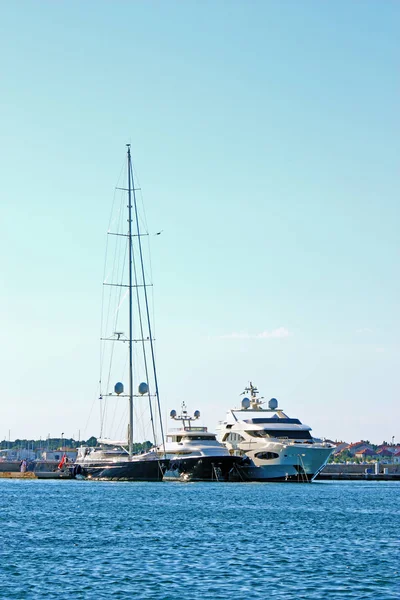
[[0, 480, 398, 599]]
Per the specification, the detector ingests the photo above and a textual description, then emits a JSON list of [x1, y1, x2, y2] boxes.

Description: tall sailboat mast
[[76, 146, 169, 481], [127, 144, 134, 458]]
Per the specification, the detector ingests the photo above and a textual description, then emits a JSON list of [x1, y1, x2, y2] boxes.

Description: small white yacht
[[217, 383, 335, 482], [160, 403, 242, 482]]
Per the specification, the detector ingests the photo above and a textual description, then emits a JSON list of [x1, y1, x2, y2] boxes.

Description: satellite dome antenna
[[138, 382, 149, 395], [114, 382, 124, 395], [268, 398, 278, 410], [242, 397, 250, 409], [169, 403, 200, 429]]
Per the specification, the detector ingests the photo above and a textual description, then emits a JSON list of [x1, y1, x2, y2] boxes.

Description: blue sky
[[1, 1, 398, 444]]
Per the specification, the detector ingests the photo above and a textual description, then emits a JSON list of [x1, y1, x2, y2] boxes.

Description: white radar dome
[[138, 382, 148, 395], [268, 398, 278, 410], [114, 382, 124, 395], [242, 397, 250, 409]]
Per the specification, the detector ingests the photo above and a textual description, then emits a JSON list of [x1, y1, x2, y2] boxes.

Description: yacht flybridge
[[160, 403, 243, 481], [217, 383, 334, 482]]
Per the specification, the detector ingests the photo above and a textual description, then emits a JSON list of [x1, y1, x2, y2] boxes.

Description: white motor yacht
[[216, 383, 335, 482], [160, 403, 242, 482]]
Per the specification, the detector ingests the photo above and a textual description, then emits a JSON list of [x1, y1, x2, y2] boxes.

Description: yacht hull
[[233, 446, 333, 482], [232, 464, 315, 482], [163, 455, 242, 482], [73, 458, 169, 481]]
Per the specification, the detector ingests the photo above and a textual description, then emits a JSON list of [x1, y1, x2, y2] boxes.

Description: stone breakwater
[[317, 463, 400, 480]]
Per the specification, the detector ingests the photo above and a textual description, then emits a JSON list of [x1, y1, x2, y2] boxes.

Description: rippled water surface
[[0, 480, 399, 599]]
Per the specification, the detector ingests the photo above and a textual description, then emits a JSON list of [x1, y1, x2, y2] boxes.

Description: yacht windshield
[[244, 418, 301, 425]]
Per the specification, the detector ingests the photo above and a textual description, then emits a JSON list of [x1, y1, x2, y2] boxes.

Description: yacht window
[[245, 430, 312, 440], [169, 436, 183, 443], [228, 433, 244, 442], [182, 435, 216, 441], [244, 418, 301, 425], [255, 452, 279, 460]]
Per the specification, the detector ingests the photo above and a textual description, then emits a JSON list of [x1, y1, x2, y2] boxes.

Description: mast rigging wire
[[130, 159, 166, 454]]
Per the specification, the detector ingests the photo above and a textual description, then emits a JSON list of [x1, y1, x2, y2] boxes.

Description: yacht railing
[[168, 427, 208, 432]]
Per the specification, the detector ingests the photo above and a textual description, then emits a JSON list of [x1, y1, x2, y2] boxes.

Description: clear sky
[[1, 1, 399, 445]]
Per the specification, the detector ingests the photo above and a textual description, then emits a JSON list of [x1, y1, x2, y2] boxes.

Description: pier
[[316, 462, 400, 481], [0, 472, 37, 479]]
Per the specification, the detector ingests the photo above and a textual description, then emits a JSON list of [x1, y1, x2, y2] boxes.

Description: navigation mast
[[125, 144, 165, 458], [127, 144, 134, 458]]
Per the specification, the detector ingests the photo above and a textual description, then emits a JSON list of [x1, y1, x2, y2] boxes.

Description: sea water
[[0, 480, 398, 599]]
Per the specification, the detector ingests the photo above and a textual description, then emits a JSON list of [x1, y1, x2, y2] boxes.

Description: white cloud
[[257, 327, 290, 339], [375, 347, 385, 353], [216, 327, 290, 340], [356, 328, 373, 334]]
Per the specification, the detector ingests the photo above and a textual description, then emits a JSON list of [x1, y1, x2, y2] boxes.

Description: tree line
[[0, 438, 152, 453]]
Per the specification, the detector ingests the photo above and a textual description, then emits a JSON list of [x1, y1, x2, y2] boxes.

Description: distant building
[[376, 445, 396, 454], [354, 448, 377, 460], [333, 442, 349, 455], [41, 450, 77, 462], [348, 442, 373, 456], [376, 448, 394, 458], [0, 448, 36, 461], [393, 451, 400, 464]]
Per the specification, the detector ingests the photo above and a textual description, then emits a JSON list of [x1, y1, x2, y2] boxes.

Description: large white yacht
[[160, 403, 243, 482], [217, 383, 334, 482]]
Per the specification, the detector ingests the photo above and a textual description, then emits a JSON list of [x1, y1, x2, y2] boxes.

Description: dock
[[0, 472, 37, 479], [316, 472, 400, 481], [0, 471, 71, 480], [316, 462, 400, 481]]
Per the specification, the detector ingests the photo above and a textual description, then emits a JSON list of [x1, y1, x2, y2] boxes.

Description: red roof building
[[348, 442, 374, 456], [333, 443, 349, 455], [393, 451, 400, 464], [376, 448, 394, 458], [355, 448, 377, 459]]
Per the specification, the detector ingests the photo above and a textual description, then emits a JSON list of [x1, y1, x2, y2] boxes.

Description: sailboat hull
[[73, 458, 169, 481]]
